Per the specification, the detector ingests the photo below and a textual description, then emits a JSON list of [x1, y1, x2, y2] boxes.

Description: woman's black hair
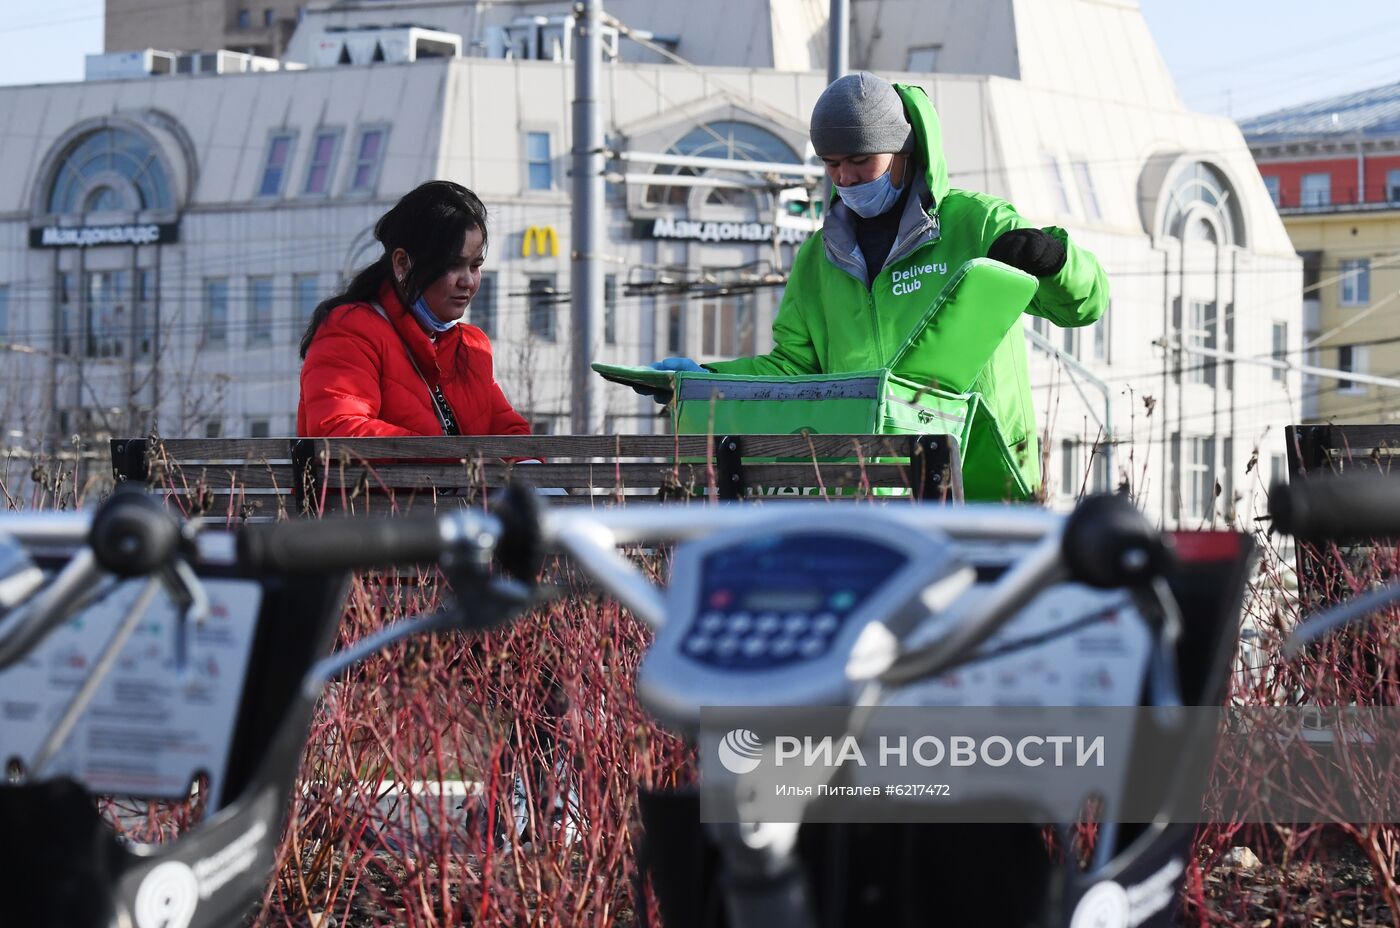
[[299, 180, 489, 358]]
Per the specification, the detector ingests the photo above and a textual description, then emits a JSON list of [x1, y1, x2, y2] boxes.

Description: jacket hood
[[895, 83, 949, 209], [819, 82, 949, 214]]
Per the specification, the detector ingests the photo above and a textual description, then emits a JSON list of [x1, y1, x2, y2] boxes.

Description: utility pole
[[828, 0, 849, 84], [570, 0, 604, 434]]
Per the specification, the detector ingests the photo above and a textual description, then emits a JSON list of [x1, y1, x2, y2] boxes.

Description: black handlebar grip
[[238, 515, 446, 575], [491, 482, 544, 582], [1062, 493, 1172, 589], [1270, 475, 1400, 539], [89, 489, 182, 577]]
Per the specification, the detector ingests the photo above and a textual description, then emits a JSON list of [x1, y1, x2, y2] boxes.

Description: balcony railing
[[1272, 186, 1400, 214]]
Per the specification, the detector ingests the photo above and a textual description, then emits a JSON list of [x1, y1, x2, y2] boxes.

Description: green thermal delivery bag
[[594, 258, 1038, 500]]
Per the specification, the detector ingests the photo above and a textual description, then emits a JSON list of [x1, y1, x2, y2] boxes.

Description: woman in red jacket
[[297, 180, 530, 438]]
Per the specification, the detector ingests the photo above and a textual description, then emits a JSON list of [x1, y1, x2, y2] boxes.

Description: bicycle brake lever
[[1284, 580, 1400, 658], [159, 558, 210, 680]]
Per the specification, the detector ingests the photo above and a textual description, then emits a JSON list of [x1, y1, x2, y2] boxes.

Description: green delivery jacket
[[705, 83, 1108, 495]]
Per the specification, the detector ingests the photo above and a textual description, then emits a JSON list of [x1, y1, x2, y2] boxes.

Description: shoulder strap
[[368, 301, 460, 436]]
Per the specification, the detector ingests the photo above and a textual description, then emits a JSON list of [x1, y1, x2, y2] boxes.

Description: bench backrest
[[110, 434, 963, 518]]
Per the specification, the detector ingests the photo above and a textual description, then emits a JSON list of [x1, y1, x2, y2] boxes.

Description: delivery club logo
[[717, 729, 765, 774]]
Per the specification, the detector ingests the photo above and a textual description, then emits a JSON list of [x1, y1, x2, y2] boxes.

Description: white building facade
[[0, 0, 1299, 526]]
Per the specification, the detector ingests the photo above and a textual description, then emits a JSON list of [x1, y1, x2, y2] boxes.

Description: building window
[[1061, 324, 1078, 360], [1042, 153, 1071, 215], [263, 8, 274, 27], [700, 277, 756, 358], [134, 269, 154, 357], [236, 9, 250, 29], [58, 272, 76, 355], [247, 276, 273, 346], [302, 129, 341, 196], [604, 274, 618, 345], [525, 131, 553, 190], [248, 418, 271, 438], [258, 131, 296, 198], [204, 418, 223, 438], [1091, 306, 1109, 363], [85, 270, 130, 359], [1091, 446, 1109, 493], [527, 274, 556, 340], [1185, 436, 1214, 521], [666, 300, 684, 355], [47, 127, 174, 215], [1060, 439, 1077, 497], [1270, 453, 1287, 487], [1271, 321, 1288, 383], [905, 45, 941, 72], [529, 415, 558, 435], [645, 121, 801, 209], [1388, 168, 1400, 203], [293, 273, 319, 332], [471, 271, 497, 338], [1262, 175, 1281, 206], [1186, 300, 1217, 386], [204, 278, 229, 348], [1338, 344, 1367, 394], [1300, 172, 1330, 208], [1072, 159, 1101, 220], [347, 127, 387, 194], [1163, 161, 1244, 246], [1030, 314, 1049, 340], [0, 285, 8, 343], [1340, 258, 1370, 306]]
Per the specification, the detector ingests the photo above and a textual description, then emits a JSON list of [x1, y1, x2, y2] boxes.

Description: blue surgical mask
[[836, 169, 902, 218], [407, 295, 461, 333]]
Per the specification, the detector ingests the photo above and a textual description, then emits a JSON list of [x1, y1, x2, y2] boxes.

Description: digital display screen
[[741, 589, 826, 613]]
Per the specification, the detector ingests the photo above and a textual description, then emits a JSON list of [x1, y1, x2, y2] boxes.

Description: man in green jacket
[[648, 71, 1108, 496]]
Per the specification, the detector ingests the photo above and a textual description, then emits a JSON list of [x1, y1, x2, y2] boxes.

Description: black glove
[[988, 228, 1067, 278]]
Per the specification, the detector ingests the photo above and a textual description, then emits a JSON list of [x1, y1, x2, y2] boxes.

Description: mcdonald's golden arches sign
[[521, 225, 559, 258]]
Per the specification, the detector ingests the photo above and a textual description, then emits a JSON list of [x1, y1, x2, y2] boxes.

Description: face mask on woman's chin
[[836, 167, 903, 219], [408, 295, 462, 333]]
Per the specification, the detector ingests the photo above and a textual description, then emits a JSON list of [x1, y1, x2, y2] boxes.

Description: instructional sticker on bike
[[698, 706, 1400, 824], [0, 579, 262, 803]]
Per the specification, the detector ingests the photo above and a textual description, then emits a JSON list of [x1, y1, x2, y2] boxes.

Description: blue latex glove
[[635, 357, 704, 403]]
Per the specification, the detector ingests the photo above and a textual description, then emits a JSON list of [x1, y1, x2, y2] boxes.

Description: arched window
[[1161, 161, 1244, 247], [645, 120, 802, 210], [47, 128, 174, 215]]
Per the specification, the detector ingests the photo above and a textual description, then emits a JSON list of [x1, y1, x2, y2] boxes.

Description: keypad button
[[742, 636, 768, 658], [813, 613, 840, 635], [699, 612, 725, 634], [799, 636, 826, 658], [783, 613, 810, 636], [728, 612, 754, 634], [685, 636, 713, 656], [716, 636, 740, 658], [756, 613, 782, 634], [771, 637, 797, 658]]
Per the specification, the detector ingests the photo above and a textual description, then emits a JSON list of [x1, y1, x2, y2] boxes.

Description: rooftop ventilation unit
[[307, 26, 462, 67], [483, 15, 618, 62], [173, 49, 283, 75], [84, 49, 177, 81]]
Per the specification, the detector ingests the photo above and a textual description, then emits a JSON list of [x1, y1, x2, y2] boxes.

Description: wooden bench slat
[[312, 462, 916, 489], [115, 433, 961, 515], [133, 434, 929, 459]]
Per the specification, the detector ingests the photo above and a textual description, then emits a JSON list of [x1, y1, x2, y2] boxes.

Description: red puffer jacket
[[297, 282, 530, 437]]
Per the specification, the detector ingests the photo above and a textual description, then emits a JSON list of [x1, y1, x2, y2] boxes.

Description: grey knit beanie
[[809, 71, 913, 157]]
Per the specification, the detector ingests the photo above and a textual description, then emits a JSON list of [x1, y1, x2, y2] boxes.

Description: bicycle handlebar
[[1270, 474, 1400, 538], [237, 513, 460, 575]]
